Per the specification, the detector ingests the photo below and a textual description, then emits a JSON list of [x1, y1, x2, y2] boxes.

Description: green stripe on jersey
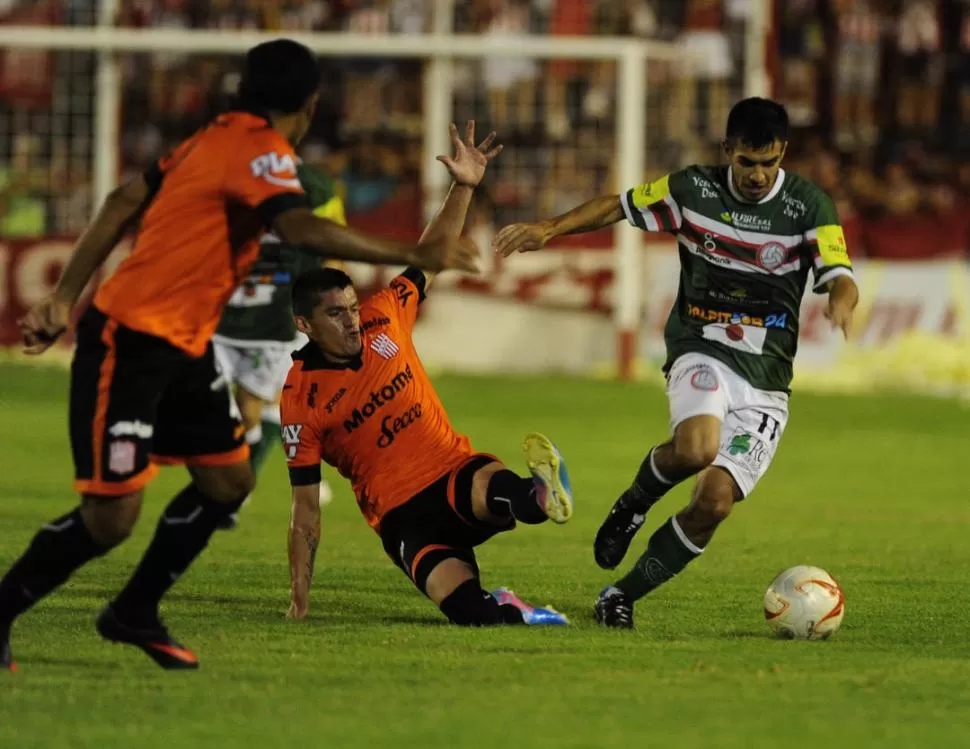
[[216, 164, 345, 343]]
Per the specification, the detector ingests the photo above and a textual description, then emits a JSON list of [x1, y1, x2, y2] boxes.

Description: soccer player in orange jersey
[[283, 123, 574, 626], [0, 40, 481, 672]]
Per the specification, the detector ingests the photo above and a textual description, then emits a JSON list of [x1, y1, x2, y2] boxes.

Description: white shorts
[[212, 336, 304, 403], [666, 353, 789, 498]]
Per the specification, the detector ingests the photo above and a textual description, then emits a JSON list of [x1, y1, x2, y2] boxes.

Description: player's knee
[[191, 462, 255, 504], [685, 473, 738, 529], [80, 492, 143, 548], [672, 432, 719, 473]]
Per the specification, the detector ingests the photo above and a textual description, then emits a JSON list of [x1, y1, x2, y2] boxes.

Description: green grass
[[1, 362, 970, 748]]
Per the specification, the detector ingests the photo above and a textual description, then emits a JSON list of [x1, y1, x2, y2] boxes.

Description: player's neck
[[726, 167, 785, 205]]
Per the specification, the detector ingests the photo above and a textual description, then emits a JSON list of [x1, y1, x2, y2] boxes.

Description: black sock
[[626, 446, 676, 511], [615, 516, 703, 601], [111, 485, 243, 625], [486, 470, 547, 525], [438, 579, 525, 626], [0, 508, 109, 626]]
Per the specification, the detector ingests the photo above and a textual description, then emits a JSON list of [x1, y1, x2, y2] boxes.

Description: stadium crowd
[[1, 0, 970, 259]]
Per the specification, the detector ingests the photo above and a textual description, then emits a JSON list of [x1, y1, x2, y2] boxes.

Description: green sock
[[616, 517, 703, 601], [249, 421, 281, 475], [627, 446, 676, 511]]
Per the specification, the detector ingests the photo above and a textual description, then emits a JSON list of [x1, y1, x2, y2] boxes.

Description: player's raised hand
[[436, 120, 502, 189], [823, 296, 854, 340], [18, 296, 71, 355], [491, 222, 550, 257]]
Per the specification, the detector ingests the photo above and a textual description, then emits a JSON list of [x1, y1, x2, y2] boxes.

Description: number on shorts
[[757, 411, 780, 441]]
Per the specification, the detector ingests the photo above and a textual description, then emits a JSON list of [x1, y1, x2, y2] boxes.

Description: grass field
[[1, 361, 969, 749]]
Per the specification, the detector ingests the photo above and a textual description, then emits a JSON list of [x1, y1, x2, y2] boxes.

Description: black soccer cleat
[[1, 628, 16, 673], [96, 605, 199, 671], [216, 512, 239, 531], [594, 586, 634, 629], [593, 492, 647, 570]]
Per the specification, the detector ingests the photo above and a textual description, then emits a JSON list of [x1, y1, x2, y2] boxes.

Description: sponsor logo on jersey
[[706, 287, 771, 307], [724, 428, 769, 471], [370, 333, 400, 360], [721, 211, 772, 233], [282, 424, 303, 460], [689, 367, 719, 392], [343, 365, 414, 433], [377, 404, 424, 448], [686, 305, 788, 329], [692, 176, 720, 199], [361, 316, 391, 332], [325, 387, 347, 414], [782, 192, 807, 220], [249, 152, 300, 188], [390, 278, 415, 307]]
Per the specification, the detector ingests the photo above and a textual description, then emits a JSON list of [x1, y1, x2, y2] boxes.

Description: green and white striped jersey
[[622, 165, 853, 392]]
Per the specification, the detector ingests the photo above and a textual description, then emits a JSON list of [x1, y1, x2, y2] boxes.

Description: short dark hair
[[292, 268, 354, 318], [725, 98, 789, 150], [237, 39, 320, 114]]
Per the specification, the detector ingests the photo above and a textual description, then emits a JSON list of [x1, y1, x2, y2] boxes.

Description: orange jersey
[[95, 111, 308, 357], [281, 272, 474, 531]]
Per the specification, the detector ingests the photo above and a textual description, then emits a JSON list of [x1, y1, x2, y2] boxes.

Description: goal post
[[0, 23, 702, 380]]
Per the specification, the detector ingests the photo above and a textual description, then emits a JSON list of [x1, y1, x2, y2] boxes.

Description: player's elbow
[[273, 207, 321, 248]]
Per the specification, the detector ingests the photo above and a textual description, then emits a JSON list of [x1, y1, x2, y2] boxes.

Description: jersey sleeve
[[620, 171, 686, 233], [803, 189, 854, 294], [225, 129, 310, 228], [366, 269, 426, 333], [281, 384, 323, 487]]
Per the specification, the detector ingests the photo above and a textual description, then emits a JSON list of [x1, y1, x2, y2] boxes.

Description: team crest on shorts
[[757, 242, 787, 271], [108, 440, 137, 475], [690, 367, 719, 392]]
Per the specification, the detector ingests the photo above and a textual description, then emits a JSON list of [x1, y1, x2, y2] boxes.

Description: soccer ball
[[763, 565, 845, 640]]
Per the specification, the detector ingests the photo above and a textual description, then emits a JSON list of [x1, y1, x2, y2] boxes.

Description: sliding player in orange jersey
[[282, 123, 574, 626]]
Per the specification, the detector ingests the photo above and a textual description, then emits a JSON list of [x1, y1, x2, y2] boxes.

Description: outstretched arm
[[492, 195, 624, 258], [824, 275, 859, 340], [409, 121, 502, 291], [18, 172, 156, 354], [287, 484, 321, 620]]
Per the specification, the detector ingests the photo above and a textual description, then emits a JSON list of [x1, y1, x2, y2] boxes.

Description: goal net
[[0, 2, 770, 379]]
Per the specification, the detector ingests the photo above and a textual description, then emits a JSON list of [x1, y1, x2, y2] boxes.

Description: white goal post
[[0, 3, 771, 380]]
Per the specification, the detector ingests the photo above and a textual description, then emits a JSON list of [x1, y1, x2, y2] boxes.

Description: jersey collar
[[726, 167, 786, 205], [292, 341, 362, 372]]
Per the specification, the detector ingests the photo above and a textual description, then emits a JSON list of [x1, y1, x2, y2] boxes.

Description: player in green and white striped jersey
[[493, 98, 859, 628], [212, 163, 344, 529]]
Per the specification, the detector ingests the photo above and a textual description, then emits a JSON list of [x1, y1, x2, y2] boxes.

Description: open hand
[[436, 120, 502, 189], [491, 222, 551, 257]]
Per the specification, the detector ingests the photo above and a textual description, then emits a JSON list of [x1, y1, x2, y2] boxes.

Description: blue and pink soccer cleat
[[522, 432, 573, 524], [491, 588, 569, 626]]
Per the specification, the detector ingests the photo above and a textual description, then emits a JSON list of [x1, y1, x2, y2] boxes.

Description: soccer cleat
[[96, 606, 199, 671], [492, 588, 569, 626], [216, 512, 239, 531], [594, 586, 634, 629], [1, 628, 16, 673], [523, 432, 573, 524], [593, 492, 647, 570]]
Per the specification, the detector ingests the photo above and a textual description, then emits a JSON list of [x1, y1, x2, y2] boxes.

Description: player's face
[[726, 140, 787, 202], [299, 286, 363, 359]]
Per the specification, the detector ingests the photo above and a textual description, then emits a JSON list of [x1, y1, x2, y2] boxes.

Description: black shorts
[[70, 306, 247, 496], [379, 454, 511, 594]]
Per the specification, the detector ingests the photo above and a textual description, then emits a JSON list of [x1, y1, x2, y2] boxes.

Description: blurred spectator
[[832, 0, 881, 148], [777, 0, 825, 127], [481, 0, 539, 136], [895, 0, 943, 133], [678, 0, 733, 140]]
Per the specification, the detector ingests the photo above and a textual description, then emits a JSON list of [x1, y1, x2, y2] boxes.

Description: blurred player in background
[[284, 123, 573, 627], [494, 98, 859, 629], [213, 162, 345, 531], [1, 39, 480, 672]]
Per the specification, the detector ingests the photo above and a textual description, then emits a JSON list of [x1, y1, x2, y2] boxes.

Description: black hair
[[725, 98, 789, 150], [237, 39, 321, 115], [292, 268, 354, 318]]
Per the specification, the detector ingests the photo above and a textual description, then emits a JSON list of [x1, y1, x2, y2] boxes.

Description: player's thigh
[[666, 353, 730, 435], [69, 307, 179, 497], [712, 393, 789, 499], [151, 342, 249, 474]]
